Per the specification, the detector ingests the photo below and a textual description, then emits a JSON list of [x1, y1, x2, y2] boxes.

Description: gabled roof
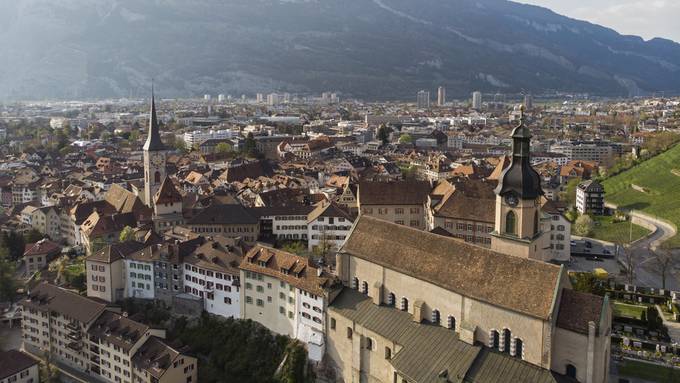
[[132, 336, 182, 379], [358, 180, 431, 205], [187, 204, 258, 225], [241, 245, 340, 296], [307, 201, 353, 223], [433, 179, 496, 223], [22, 282, 106, 324], [88, 310, 149, 353], [154, 177, 183, 205], [86, 241, 146, 264], [341, 216, 562, 320], [0, 350, 38, 379]]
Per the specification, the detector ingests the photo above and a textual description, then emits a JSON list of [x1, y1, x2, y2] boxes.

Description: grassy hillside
[[602, 143, 680, 248]]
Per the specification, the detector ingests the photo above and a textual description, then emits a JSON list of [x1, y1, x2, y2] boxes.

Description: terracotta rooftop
[[240, 245, 340, 296], [358, 180, 431, 205]]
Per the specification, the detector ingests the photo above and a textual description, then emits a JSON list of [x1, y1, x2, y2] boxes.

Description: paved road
[[621, 212, 679, 291]]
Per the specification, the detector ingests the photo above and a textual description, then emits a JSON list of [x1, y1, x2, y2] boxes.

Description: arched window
[[431, 309, 440, 325], [514, 338, 524, 359], [384, 346, 392, 360], [365, 337, 373, 350], [387, 293, 396, 306], [565, 364, 576, 379], [488, 329, 499, 349], [447, 316, 456, 330], [361, 281, 368, 295], [401, 297, 409, 312], [534, 211, 539, 235], [154, 171, 161, 183], [351, 277, 359, 290], [502, 328, 512, 353], [505, 211, 516, 235]]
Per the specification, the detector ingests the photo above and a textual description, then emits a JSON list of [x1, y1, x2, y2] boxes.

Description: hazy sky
[[519, 0, 680, 42]]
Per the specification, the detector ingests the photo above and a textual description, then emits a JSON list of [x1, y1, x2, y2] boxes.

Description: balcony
[[67, 331, 81, 341], [66, 341, 83, 351], [66, 322, 79, 331]]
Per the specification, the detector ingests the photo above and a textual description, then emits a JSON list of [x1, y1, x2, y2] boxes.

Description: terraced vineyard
[[602, 143, 680, 248]]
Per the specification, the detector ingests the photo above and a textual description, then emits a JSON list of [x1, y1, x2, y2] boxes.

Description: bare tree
[[621, 244, 639, 286], [653, 250, 673, 290]]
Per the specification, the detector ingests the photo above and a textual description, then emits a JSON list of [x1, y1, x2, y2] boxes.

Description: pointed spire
[[143, 81, 165, 151]]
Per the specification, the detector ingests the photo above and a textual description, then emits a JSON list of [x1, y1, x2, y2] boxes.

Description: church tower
[[143, 86, 167, 208], [491, 106, 547, 260]]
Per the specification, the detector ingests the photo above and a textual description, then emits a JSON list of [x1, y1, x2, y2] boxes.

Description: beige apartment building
[[23, 239, 61, 275], [21, 282, 198, 383], [357, 180, 431, 230], [187, 204, 260, 242], [86, 242, 146, 303]]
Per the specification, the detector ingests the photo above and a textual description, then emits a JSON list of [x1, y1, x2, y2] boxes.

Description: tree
[[216, 142, 232, 154], [24, 229, 44, 244], [39, 351, 62, 383], [570, 272, 605, 296], [48, 255, 69, 285], [241, 133, 259, 158], [398, 134, 413, 144], [376, 125, 392, 146], [119, 226, 135, 242], [1, 231, 26, 261], [574, 214, 594, 236], [560, 178, 581, 206], [653, 251, 673, 290], [280, 241, 307, 256], [0, 247, 17, 302], [622, 245, 639, 285], [174, 136, 188, 153]]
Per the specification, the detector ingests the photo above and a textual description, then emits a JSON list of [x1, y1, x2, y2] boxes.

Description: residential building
[[543, 200, 571, 263], [472, 91, 482, 109], [86, 242, 146, 303], [21, 283, 198, 383], [306, 201, 353, 252], [0, 350, 39, 383], [428, 179, 495, 247], [357, 180, 431, 230], [23, 239, 61, 275], [182, 236, 243, 318], [240, 245, 341, 362], [437, 86, 446, 106], [416, 90, 430, 109], [187, 204, 259, 242], [576, 180, 605, 216]]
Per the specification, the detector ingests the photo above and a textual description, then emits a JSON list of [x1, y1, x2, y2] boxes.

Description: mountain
[[1, 0, 680, 100]]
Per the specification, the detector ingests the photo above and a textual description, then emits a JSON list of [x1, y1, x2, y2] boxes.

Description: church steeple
[[143, 84, 165, 151], [494, 106, 543, 200]]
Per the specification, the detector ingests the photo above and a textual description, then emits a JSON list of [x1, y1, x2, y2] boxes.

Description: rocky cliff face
[[1, 0, 679, 100]]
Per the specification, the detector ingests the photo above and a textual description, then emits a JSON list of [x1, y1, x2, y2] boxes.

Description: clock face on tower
[[504, 193, 519, 207], [151, 153, 165, 167]]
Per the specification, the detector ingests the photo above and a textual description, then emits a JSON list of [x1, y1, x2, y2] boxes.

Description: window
[[224, 297, 232, 304], [489, 330, 500, 349], [384, 347, 392, 360], [365, 337, 373, 350], [502, 328, 512, 353], [256, 285, 264, 293], [154, 171, 161, 183], [431, 309, 440, 325], [557, 225, 565, 231], [246, 296, 253, 304], [400, 297, 408, 312], [361, 281, 368, 295], [351, 277, 359, 290], [447, 316, 456, 330], [387, 293, 395, 306], [556, 234, 565, 241], [347, 327, 353, 339], [330, 318, 336, 330], [514, 338, 524, 359], [505, 211, 516, 235], [565, 364, 576, 379]]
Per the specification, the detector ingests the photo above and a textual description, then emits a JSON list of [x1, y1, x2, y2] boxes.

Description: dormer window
[[258, 261, 267, 267]]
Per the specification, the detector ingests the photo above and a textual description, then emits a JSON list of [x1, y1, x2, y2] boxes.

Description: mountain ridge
[[0, 0, 679, 101]]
